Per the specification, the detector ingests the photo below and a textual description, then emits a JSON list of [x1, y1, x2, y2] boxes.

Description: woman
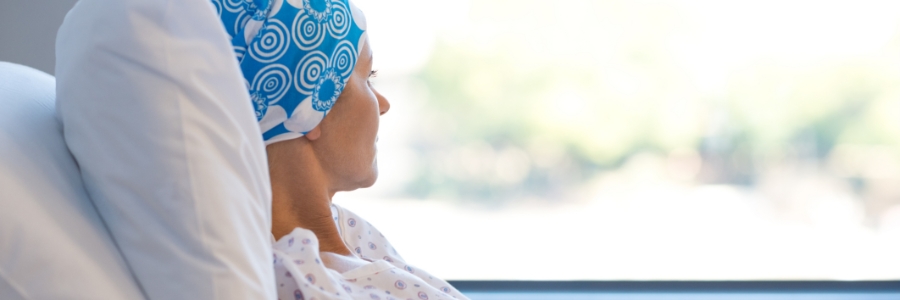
[[216, 0, 467, 299]]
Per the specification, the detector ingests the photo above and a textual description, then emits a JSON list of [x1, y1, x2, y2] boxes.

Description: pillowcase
[[55, 0, 276, 298], [0, 62, 143, 299]]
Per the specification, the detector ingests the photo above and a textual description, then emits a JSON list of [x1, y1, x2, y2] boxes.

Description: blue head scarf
[[213, 0, 367, 144]]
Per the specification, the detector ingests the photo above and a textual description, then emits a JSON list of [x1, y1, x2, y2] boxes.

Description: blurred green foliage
[[403, 0, 900, 201]]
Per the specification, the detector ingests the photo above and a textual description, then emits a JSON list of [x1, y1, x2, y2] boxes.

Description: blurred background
[[4, 0, 900, 281]]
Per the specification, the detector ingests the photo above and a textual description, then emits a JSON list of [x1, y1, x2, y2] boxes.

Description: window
[[346, 0, 900, 281]]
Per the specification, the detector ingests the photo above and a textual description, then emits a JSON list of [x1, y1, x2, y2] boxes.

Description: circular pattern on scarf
[[252, 64, 292, 103], [293, 50, 327, 94], [224, 0, 243, 12], [249, 18, 290, 63], [302, 0, 333, 23], [292, 13, 325, 50], [234, 10, 252, 37], [330, 40, 356, 78], [233, 45, 247, 60], [329, 0, 350, 38]]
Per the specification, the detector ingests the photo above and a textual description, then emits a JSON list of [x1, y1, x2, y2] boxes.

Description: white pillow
[[55, 0, 276, 299], [0, 62, 143, 299]]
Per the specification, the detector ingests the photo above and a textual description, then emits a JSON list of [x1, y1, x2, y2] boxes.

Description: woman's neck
[[267, 139, 351, 255]]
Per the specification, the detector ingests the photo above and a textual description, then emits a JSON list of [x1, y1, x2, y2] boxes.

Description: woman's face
[[311, 36, 390, 192]]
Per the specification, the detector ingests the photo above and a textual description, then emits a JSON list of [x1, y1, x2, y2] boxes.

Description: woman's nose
[[376, 90, 390, 116]]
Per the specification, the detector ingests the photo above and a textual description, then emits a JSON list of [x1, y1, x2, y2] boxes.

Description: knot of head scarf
[[213, 0, 367, 144]]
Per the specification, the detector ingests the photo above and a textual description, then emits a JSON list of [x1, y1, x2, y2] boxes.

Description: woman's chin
[[360, 168, 378, 188]]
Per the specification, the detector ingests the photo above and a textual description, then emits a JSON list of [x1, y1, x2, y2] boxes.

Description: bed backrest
[[0, 61, 145, 299]]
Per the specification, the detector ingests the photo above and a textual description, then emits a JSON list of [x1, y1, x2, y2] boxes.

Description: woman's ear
[[305, 125, 322, 141]]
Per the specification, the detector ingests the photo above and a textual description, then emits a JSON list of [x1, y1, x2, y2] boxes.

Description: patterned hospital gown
[[273, 204, 468, 300]]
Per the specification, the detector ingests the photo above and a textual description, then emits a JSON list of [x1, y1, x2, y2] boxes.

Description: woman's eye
[[367, 70, 378, 85]]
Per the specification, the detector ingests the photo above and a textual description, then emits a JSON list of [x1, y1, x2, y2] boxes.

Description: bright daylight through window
[[342, 0, 900, 280]]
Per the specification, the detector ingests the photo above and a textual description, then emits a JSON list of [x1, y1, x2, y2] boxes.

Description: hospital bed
[[2, 0, 900, 298]]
